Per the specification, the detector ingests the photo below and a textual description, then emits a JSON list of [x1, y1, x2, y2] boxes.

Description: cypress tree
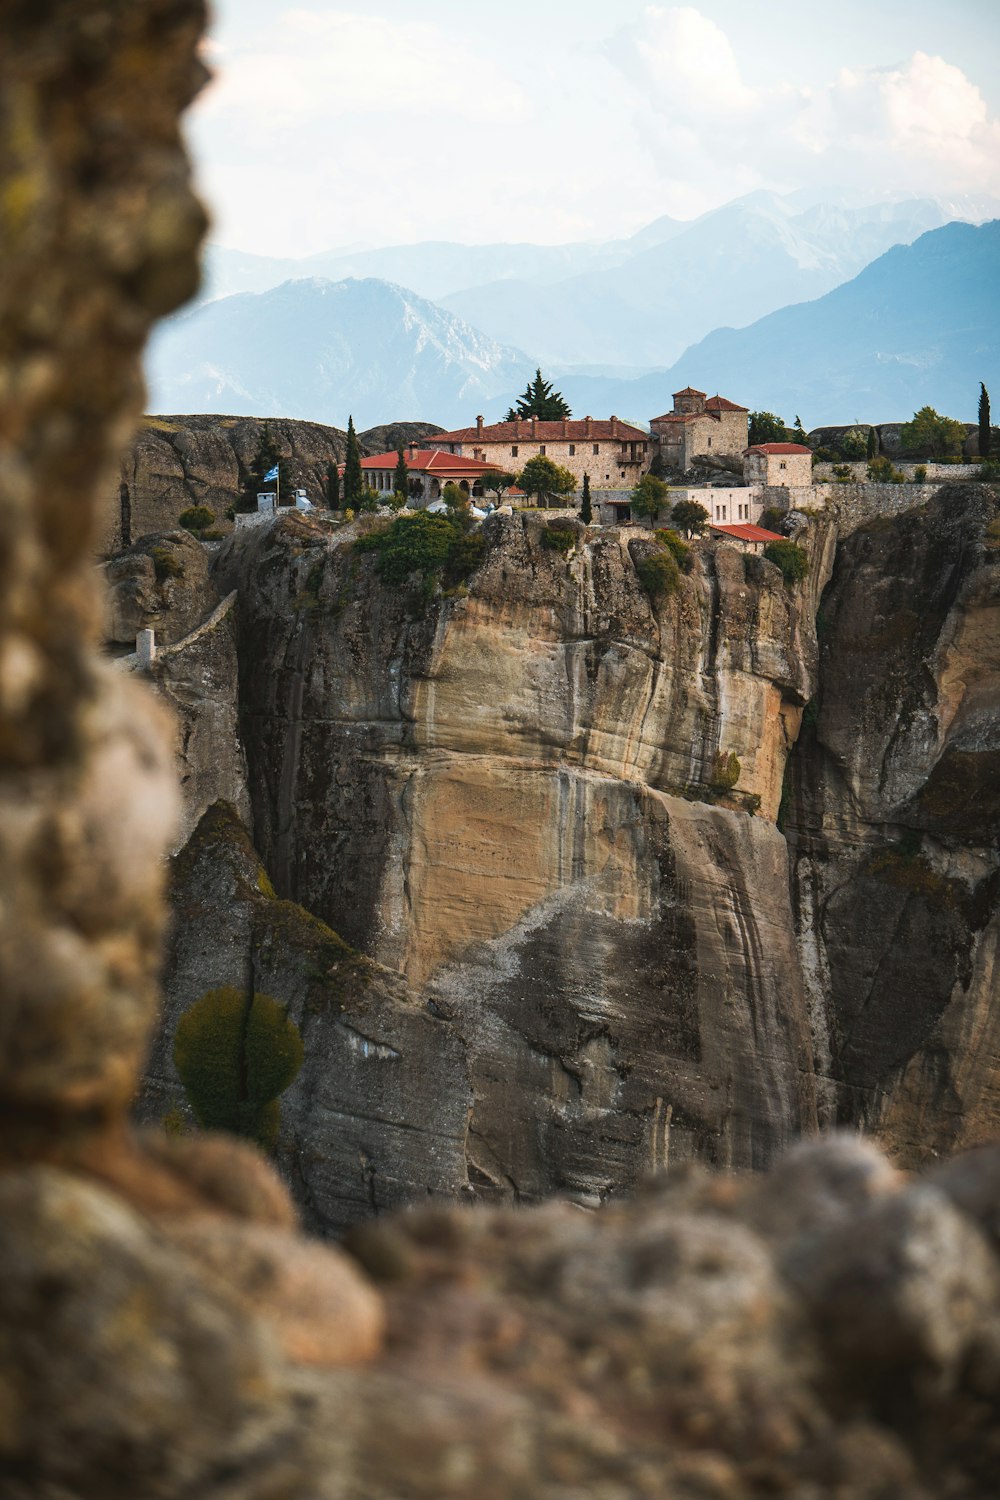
[[394, 444, 409, 499], [866, 426, 878, 460], [342, 415, 363, 509], [326, 459, 340, 508], [580, 472, 592, 524], [979, 383, 991, 458]]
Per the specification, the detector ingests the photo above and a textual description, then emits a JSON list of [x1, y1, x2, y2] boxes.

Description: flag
[[263, 463, 280, 482]]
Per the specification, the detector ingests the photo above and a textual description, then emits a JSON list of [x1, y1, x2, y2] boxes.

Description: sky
[[189, 1, 1000, 257]]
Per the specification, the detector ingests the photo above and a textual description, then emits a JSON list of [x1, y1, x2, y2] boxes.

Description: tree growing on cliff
[[579, 472, 592, 524], [900, 406, 966, 460], [979, 383, 992, 458], [505, 368, 571, 421], [172, 987, 303, 1151], [669, 498, 709, 537], [516, 455, 576, 507], [866, 426, 879, 461], [630, 472, 669, 523], [480, 469, 516, 503], [748, 411, 785, 446], [342, 416, 364, 508]]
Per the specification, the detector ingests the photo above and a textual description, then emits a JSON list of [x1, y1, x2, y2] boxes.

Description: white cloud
[[606, 8, 1000, 212], [197, 7, 527, 127]]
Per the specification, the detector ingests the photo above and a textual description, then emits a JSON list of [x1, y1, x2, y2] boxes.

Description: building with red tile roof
[[649, 388, 749, 470], [427, 414, 649, 488], [358, 446, 502, 504], [743, 443, 812, 487], [709, 522, 785, 554]]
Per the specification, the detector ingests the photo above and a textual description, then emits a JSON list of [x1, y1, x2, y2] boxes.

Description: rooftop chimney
[[562, 418, 569, 437], [585, 415, 593, 437], [476, 414, 484, 436], [610, 415, 619, 436], [531, 416, 538, 437], [408, 441, 418, 459]]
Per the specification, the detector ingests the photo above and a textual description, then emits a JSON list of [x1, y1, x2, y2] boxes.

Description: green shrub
[[913, 465, 928, 482], [867, 455, 905, 483], [763, 539, 809, 585], [356, 510, 483, 596], [541, 520, 577, 552], [831, 464, 853, 481], [150, 545, 183, 582], [172, 986, 304, 1151], [839, 428, 868, 460], [654, 527, 692, 572], [980, 458, 1000, 481], [178, 505, 215, 533], [636, 548, 680, 601], [710, 750, 741, 791]]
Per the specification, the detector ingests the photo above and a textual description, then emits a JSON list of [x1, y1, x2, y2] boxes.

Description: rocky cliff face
[[134, 510, 831, 1221], [102, 413, 347, 553], [102, 414, 450, 554], [133, 487, 1000, 1227], [784, 486, 1000, 1161]]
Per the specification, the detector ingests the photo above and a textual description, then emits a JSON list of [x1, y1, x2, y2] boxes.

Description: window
[[593, 443, 600, 455], [620, 470, 626, 479], [605, 474, 610, 481], [568, 444, 575, 456], [540, 445, 546, 455], [707, 437, 712, 448], [779, 461, 787, 470], [511, 445, 518, 457]]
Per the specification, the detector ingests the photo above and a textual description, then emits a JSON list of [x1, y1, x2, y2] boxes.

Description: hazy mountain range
[[146, 277, 535, 429], [146, 194, 1000, 430]]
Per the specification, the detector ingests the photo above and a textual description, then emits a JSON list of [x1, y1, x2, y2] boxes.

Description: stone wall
[[471, 436, 649, 488], [814, 461, 983, 482]]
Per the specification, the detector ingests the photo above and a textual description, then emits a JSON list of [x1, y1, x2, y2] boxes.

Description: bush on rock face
[[541, 520, 577, 553], [178, 505, 215, 534], [710, 750, 741, 791], [355, 510, 484, 597], [636, 548, 680, 601], [763, 539, 809, 585], [654, 527, 692, 572], [172, 987, 304, 1151]]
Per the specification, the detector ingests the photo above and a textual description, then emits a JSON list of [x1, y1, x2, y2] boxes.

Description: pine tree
[[394, 444, 409, 499], [505, 368, 571, 422], [580, 472, 592, 525], [342, 416, 364, 509], [979, 383, 991, 459]]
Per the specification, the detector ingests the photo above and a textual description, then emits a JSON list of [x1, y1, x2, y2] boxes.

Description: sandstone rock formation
[[103, 415, 448, 554], [104, 412, 347, 553]]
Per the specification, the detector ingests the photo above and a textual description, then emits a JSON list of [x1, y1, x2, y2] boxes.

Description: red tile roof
[[710, 524, 786, 543], [651, 412, 702, 425], [429, 418, 647, 444], [704, 394, 749, 413], [359, 449, 499, 474], [673, 386, 706, 397], [744, 443, 812, 455]]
